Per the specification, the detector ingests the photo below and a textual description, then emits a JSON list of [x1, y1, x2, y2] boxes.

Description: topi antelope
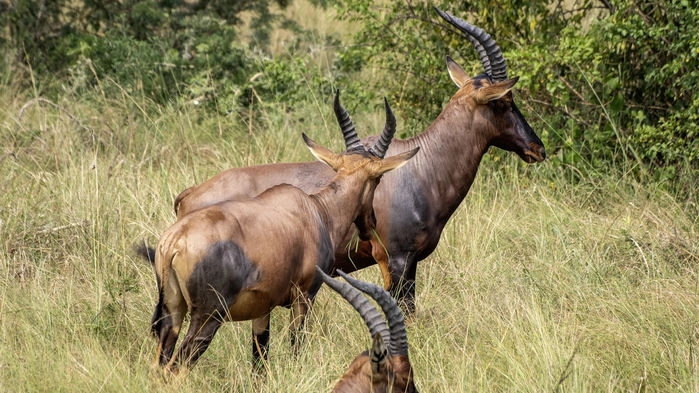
[[316, 267, 417, 393], [155, 7, 546, 315], [148, 93, 419, 372]]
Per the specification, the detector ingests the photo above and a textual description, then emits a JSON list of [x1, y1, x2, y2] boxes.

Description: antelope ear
[[303, 133, 342, 170], [372, 146, 419, 176], [369, 333, 389, 376], [473, 77, 519, 104], [446, 56, 471, 88]]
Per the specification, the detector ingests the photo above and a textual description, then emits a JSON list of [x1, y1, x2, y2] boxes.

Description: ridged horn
[[336, 270, 409, 357], [315, 267, 391, 349], [334, 90, 362, 151], [434, 6, 508, 81], [368, 97, 396, 159]]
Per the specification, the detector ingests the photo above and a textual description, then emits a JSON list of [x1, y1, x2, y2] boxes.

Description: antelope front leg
[[371, 238, 392, 291], [290, 289, 312, 355], [388, 253, 418, 317], [252, 315, 270, 371]]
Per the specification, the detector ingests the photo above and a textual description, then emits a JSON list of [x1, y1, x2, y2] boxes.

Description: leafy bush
[[332, 0, 698, 188], [525, 1, 698, 178], [3, 0, 696, 189], [2, 0, 292, 106], [332, 0, 573, 132], [597, 2, 699, 168]]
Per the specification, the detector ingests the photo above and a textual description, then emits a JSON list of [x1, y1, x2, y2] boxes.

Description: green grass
[[1, 43, 697, 393]]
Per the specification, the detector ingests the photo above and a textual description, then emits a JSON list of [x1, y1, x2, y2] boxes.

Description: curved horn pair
[[334, 90, 397, 159], [433, 6, 508, 81], [334, 90, 362, 151], [315, 266, 409, 357]]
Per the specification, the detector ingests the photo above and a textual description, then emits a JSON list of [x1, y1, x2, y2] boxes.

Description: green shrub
[[1, 0, 293, 106], [332, 0, 698, 189], [3, 0, 696, 191]]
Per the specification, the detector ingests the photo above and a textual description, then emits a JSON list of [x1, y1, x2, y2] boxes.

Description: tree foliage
[[333, 0, 697, 185], [2, 0, 294, 105], [1, 0, 696, 186]]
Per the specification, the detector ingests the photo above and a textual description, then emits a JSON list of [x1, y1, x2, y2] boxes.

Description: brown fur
[[170, 64, 544, 313], [162, 16, 546, 315], [151, 134, 418, 373]]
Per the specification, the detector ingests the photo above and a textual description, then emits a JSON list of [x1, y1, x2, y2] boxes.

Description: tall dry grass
[[1, 73, 696, 392], [0, 4, 697, 391]]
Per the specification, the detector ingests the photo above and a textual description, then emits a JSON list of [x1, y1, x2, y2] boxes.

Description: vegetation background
[[0, 0, 696, 391]]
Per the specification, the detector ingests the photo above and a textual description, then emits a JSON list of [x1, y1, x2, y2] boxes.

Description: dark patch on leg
[[151, 291, 165, 337], [172, 315, 222, 370], [158, 318, 178, 366], [153, 303, 180, 366], [144, 241, 162, 338], [187, 241, 260, 314], [151, 281, 179, 366], [171, 241, 260, 369]]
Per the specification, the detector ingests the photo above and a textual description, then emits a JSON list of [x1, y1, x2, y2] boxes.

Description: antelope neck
[[311, 173, 370, 249], [408, 102, 490, 218]]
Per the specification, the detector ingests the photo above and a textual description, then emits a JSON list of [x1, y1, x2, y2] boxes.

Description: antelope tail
[[135, 242, 156, 265], [150, 244, 178, 337]]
